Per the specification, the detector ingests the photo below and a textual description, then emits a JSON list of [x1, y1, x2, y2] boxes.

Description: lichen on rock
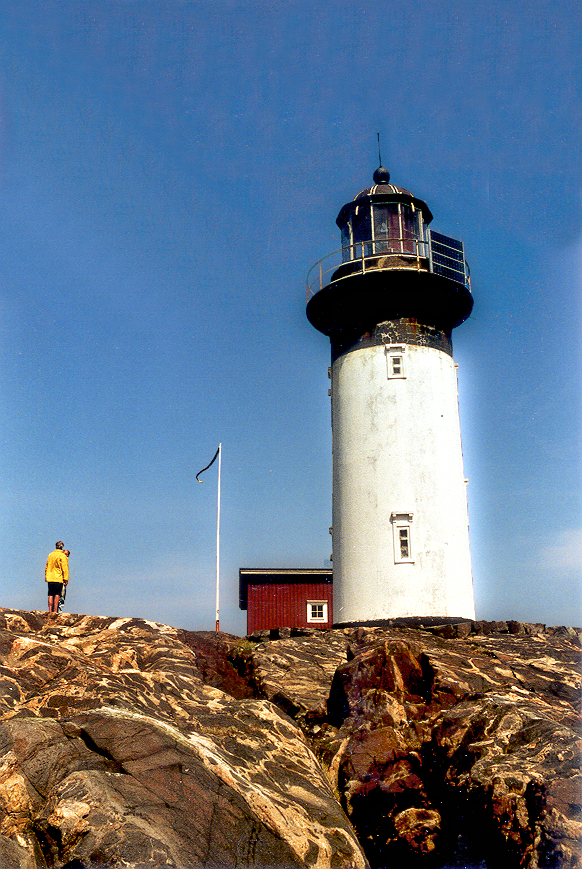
[[0, 610, 367, 868], [0, 609, 580, 868], [229, 620, 581, 868]]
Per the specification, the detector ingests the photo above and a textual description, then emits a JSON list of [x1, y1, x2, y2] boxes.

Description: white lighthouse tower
[[307, 166, 475, 625]]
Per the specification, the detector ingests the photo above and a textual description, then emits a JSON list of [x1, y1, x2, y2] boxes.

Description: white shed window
[[385, 345, 406, 379], [391, 512, 414, 563], [307, 601, 328, 622]]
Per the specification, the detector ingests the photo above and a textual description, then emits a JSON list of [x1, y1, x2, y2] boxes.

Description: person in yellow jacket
[[45, 541, 69, 615]]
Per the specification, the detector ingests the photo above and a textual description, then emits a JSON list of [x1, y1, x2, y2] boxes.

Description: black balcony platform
[[306, 267, 473, 340]]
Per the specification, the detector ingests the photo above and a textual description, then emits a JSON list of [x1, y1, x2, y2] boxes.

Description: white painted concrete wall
[[331, 342, 475, 622]]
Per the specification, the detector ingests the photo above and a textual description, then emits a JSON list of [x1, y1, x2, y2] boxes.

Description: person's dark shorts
[[47, 582, 63, 596]]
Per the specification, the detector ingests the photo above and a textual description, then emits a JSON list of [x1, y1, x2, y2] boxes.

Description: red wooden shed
[[239, 568, 333, 634]]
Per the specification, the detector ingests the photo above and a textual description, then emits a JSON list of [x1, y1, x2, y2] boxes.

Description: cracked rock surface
[[0, 610, 580, 868], [0, 610, 366, 868], [233, 623, 581, 869]]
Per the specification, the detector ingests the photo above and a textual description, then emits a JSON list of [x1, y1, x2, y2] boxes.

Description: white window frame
[[391, 512, 414, 563], [307, 600, 328, 623], [385, 345, 407, 379]]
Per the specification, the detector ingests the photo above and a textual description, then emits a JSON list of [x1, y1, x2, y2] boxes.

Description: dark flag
[[196, 446, 220, 483]]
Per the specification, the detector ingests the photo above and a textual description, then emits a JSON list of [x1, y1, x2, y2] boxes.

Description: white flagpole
[[215, 443, 222, 632]]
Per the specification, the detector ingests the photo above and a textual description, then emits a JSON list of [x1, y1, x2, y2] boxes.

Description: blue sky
[[0, 0, 580, 634]]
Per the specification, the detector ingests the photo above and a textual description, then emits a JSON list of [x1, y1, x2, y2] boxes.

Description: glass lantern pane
[[373, 205, 399, 253], [352, 209, 372, 257], [401, 205, 419, 253], [341, 223, 352, 262]]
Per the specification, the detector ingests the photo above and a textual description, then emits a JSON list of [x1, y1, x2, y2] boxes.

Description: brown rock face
[[229, 622, 581, 869], [0, 610, 366, 869], [0, 611, 580, 869]]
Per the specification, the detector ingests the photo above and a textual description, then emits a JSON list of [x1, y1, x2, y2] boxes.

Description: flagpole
[[215, 443, 222, 632]]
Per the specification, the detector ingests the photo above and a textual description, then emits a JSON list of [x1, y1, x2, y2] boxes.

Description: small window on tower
[[386, 347, 406, 379], [307, 601, 327, 623], [391, 513, 414, 563], [399, 527, 410, 559]]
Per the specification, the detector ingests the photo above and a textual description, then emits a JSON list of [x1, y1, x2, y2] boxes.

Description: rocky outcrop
[[232, 622, 581, 869], [0, 609, 579, 868], [0, 610, 366, 868]]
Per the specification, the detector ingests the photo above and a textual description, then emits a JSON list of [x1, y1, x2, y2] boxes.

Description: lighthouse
[[307, 166, 475, 625]]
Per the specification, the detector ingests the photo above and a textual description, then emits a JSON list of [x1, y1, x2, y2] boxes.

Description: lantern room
[[337, 166, 433, 262], [306, 167, 474, 347]]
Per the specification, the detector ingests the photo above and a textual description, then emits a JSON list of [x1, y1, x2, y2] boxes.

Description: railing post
[[428, 231, 433, 274]]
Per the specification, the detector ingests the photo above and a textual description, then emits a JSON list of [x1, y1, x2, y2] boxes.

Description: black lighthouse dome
[[306, 167, 473, 348], [356, 164, 411, 195], [335, 166, 433, 237], [372, 165, 392, 185]]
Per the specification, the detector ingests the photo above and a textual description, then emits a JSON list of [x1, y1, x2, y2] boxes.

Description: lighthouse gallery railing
[[306, 232, 470, 300]]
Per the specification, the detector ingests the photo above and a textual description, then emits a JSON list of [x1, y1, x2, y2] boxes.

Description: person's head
[[64, 549, 70, 557], [56, 541, 64, 550]]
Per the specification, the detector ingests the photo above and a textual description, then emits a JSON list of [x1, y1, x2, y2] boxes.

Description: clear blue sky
[[0, 0, 580, 634]]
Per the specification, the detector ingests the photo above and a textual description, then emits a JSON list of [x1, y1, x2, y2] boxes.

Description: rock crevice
[[0, 610, 579, 868]]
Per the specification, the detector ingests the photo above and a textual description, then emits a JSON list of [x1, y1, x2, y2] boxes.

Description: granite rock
[[0, 609, 580, 869], [0, 610, 367, 869], [232, 622, 581, 868]]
